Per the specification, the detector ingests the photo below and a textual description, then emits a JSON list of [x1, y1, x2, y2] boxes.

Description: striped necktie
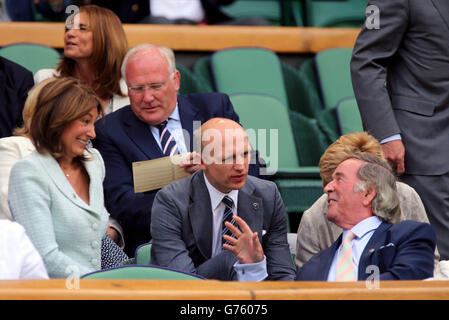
[[157, 120, 178, 156], [336, 231, 357, 281], [221, 195, 236, 247]]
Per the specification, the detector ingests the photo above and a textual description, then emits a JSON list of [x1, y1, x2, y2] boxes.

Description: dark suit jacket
[[351, 0, 449, 175], [151, 170, 296, 281], [295, 220, 436, 281], [0, 57, 34, 138], [92, 0, 234, 24], [93, 93, 244, 256]]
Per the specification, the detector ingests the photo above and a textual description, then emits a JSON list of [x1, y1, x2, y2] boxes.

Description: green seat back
[[336, 97, 363, 135], [275, 178, 323, 213], [221, 0, 281, 25], [229, 93, 298, 174], [135, 243, 152, 265], [176, 63, 213, 95], [0, 43, 61, 74], [315, 47, 354, 110], [192, 55, 214, 89], [305, 0, 368, 27], [289, 110, 328, 166], [282, 63, 323, 118], [82, 265, 204, 280], [211, 48, 289, 109], [281, 0, 304, 26]]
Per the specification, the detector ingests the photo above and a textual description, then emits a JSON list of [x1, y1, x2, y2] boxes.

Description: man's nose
[[324, 180, 335, 194]]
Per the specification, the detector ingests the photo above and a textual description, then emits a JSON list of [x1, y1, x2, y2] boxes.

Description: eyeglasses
[[128, 73, 174, 95]]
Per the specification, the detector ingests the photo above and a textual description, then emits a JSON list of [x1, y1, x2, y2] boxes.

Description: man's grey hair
[[351, 152, 401, 224], [121, 43, 176, 81]]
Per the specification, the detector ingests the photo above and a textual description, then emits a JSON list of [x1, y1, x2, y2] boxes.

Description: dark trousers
[[401, 172, 449, 260]]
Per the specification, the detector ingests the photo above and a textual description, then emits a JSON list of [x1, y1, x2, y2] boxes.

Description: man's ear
[[173, 69, 181, 92], [362, 186, 377, 207]]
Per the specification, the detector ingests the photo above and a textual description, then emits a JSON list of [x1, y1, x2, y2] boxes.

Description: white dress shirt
[[0, 220, 49, 279], [327, 216, 382, 281], [150, 104, 188, 154], [150, 0, 205, 23], [203, 175, 268, 281]]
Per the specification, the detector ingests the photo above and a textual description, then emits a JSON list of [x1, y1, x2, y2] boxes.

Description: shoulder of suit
[[179, 92, 229, 105], [388, 220, 433, 238], [245, 175, 277, 191]]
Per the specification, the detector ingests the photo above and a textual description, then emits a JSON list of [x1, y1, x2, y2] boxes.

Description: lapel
[[188, 171, 214, 259], [236, 179, 264, 241], [430, 0, 449, 31], [122, 107, 163, 159], [357, 222, 392, 278], [36, 151, 100, 217], [318, 236, 343, 280], [178, 95, 201, 152]]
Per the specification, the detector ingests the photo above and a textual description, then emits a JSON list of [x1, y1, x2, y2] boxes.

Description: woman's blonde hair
[[319, 132, 385, 187], [58, 5, 128, 100]]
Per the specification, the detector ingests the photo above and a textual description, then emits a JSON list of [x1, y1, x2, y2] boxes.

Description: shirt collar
[[150, 103, 180, 129], [348, 216, 382, 240], [203, 173, 239, 211]]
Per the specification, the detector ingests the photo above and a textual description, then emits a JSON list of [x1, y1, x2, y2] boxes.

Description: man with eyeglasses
[[93, 43, 257, 257]]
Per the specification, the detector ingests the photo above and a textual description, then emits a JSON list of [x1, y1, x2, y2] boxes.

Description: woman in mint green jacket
[[9, 77, 109, 278]]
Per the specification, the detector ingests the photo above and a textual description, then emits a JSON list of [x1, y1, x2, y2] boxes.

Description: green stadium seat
[[314, 47, 354, 110], [335, 96, 363, 135], [281, 0, 305, 26], [282, 62, 323, 118], [135, 242, 152, 265], [82, 265, 205, 280], [304, 0, 368, 27], [176, 63, 213, 95], [289, 110, 328, 166], [0, 43, 61, 75], [192, 55, 214, 90], [221, 0, 281, 25], [211, 47, 289, 109]]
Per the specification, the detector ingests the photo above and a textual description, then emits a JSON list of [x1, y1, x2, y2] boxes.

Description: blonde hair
[[319, 132, 385, 187], [13, 81, 49, 137]]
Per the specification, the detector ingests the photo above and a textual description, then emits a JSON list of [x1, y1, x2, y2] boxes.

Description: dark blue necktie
[[157, 120, 178, 156], [221, 195, 236, 247]]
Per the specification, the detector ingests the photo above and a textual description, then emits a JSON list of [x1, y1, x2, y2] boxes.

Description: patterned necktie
[[157, 120, 178, 156], [336, 231, 357, 281], [221, 195, 236, 247]]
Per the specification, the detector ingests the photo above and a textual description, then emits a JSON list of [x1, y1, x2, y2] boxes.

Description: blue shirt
[[327, 216, 382, 281]]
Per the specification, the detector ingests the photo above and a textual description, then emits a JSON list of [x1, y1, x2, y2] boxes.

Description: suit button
[[131, 4, 139, 12], [92, 223, 98, 230], [91, 241, 99, 249], [91, 258, 98, 266]]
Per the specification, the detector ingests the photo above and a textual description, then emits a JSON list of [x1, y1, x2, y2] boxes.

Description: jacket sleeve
[[350, 0, 409, 140], [379, 221, 436, 280], [262, 185, 297, 280]]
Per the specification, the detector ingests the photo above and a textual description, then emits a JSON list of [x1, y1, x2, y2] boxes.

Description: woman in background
[[34, 4, 129, 114]]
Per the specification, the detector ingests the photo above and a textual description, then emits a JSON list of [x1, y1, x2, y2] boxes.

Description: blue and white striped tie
[[157, 120, 178, 156]]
